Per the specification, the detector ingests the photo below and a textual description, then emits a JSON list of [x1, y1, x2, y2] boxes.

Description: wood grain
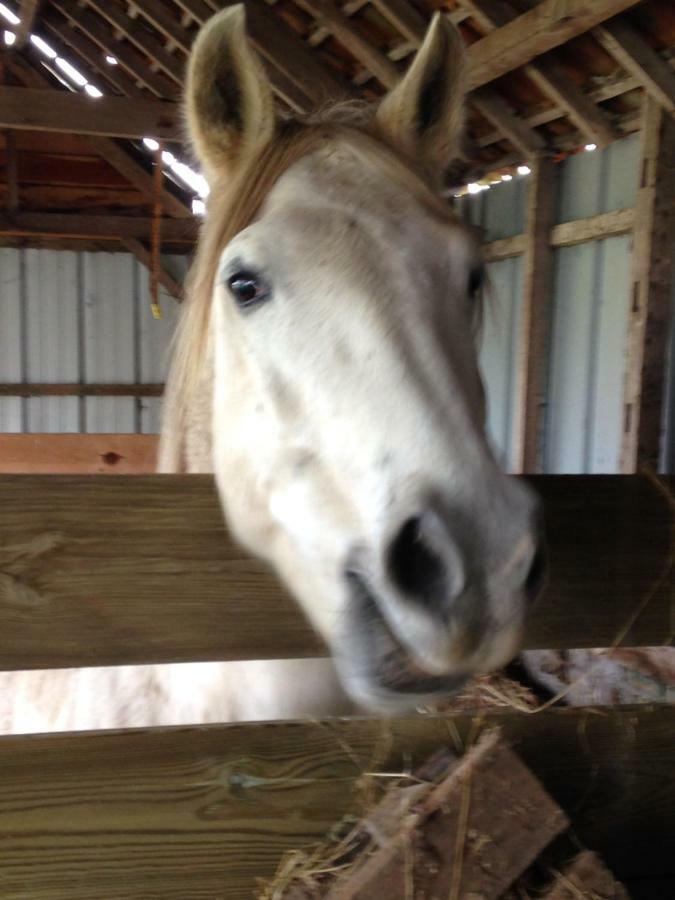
[[0, 435, 159, 475], [0, 706, 672, 898], [0, 475, 671, 671]]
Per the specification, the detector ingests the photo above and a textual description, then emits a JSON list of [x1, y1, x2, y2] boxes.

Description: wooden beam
[[471, 87, 546, 156], [50, 0, 172, 97], [466, 0, 642, 91], [595, 19, 675, 115], [0, 707, 672, 896], [0, 475, 670, 671], [621, 98, 675, 472], [463, 0, 618, 148], [83, 0, 184, 86], [514, 157, 555, 473], [122, 237, 183, 300], [0, 86, 182, 140], [0, 211, 198, 243], [550, 206, 635, 247], [295, 0, 399, 88], [42, 13, 148, 100], [13, 0, 42, 50], [481, 208, 636, 261], [0, 384, 164, 397], [483, 232, 527, 261], [0, 434, 158, 474], [3, 53, 192, 218]]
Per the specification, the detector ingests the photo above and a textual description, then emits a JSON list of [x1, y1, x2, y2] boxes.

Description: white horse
[[1, 8, 543, 733]]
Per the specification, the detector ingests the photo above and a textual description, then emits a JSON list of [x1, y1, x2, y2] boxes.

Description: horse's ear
[[185, 5, 276, 180], [375, 13, 465, 172]]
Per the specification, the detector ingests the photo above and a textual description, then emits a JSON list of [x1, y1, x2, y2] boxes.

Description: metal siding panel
[[479, 256, 522, 470], [588, 236, 632, 473], [604, 135, 640, 212], [481, 177, 527, 241], [137, 259, 181, 433], [556, 148, 605, 223], [82, 252, 136, 433], [545, 244, 596, 473], [0, 249, 23, 432], [24, 249, 80, 433]]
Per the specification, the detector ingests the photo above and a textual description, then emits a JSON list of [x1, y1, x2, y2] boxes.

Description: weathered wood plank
[[464, 0, 618, 147], [0, 435, 159, 475], [466, 0, 642, 91], [0, 87, 182, 141], [550, 206, 635, 247], [0, 383, 163, 397], [595, 19, 675, 115], [0, 706, 672, 898], [13, 0, 42, 50], [514, 156, 555, 473], [0, 475, 671, 671], [621, 98, 675, 471]]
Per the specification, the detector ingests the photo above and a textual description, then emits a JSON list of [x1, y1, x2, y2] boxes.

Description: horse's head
[[172, 6, 544, 713]]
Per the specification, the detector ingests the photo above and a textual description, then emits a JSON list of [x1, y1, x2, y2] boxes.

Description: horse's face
[[183, 7, 544, 713]]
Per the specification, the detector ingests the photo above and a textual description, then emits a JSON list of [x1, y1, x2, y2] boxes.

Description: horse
[[0, 7, 543, 733]]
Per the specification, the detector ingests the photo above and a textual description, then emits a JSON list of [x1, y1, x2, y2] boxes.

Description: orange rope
[[150, 142, 164, 320]]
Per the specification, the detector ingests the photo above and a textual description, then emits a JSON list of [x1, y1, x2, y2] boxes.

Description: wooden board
[[0, 435, 158, 475], [0, 706, 672, 899], [0, 87, 182, 141], [0, 475, 671, 670]]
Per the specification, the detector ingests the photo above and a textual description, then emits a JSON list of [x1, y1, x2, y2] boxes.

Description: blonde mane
[[160, 112, 458, 470]]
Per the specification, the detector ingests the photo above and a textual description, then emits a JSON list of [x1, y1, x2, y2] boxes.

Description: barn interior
[[0, 1, 674, 898]]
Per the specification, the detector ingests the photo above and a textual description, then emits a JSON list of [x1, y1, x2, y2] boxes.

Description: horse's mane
[[159, 106, 458, 471]]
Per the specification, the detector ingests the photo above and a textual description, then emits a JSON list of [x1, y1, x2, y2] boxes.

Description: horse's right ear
[[185, 5, 276, 181]]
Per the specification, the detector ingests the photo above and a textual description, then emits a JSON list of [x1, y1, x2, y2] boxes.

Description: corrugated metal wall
[[1, 134, 672, 472], [0, 249, 184, 434], [458, 134, 646, 474]]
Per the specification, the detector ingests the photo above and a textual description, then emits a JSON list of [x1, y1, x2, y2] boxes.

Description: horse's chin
[[341, 669, 470, 716]]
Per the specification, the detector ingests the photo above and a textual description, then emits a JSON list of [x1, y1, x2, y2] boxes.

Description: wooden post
[[514, 155, 555, 473], [621, 97, 675, 472]]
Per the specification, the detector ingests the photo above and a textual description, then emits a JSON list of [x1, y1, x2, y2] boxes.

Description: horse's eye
[[468, 265, 485, 298], [226, 271, 270, 309]]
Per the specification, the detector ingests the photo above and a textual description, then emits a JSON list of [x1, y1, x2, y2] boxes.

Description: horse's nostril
[[387, 516, 447, 609], [525, 545, 547, 600]]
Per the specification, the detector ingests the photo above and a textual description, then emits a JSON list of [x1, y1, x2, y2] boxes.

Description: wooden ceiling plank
[[295, 0, 399, 88], [0, 86, 182, 141], [369, 0, 426, 46], [4, 53, 191, 218], [13, 1, 42, 50], [466, 0, 643, 91], [83, 0, 184, 85], [245, 0, 350, 104], [471, 86, 546, 156], [595, 19, 675, 115], [51, 0, 170, 96], [42, 12, 147, 99], [308, 0, 368, 50], [464, 0, 618, 148]]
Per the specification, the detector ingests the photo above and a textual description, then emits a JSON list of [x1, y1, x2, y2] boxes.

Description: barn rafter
[[0, 0, 674, 255]]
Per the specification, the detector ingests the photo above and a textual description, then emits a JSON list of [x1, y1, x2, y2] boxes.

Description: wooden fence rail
[[0, 475, 671, 671], [0, 705, 672, 898]]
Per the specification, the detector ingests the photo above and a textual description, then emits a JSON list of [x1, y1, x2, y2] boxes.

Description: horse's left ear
[[375, 13, 465, 173]]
